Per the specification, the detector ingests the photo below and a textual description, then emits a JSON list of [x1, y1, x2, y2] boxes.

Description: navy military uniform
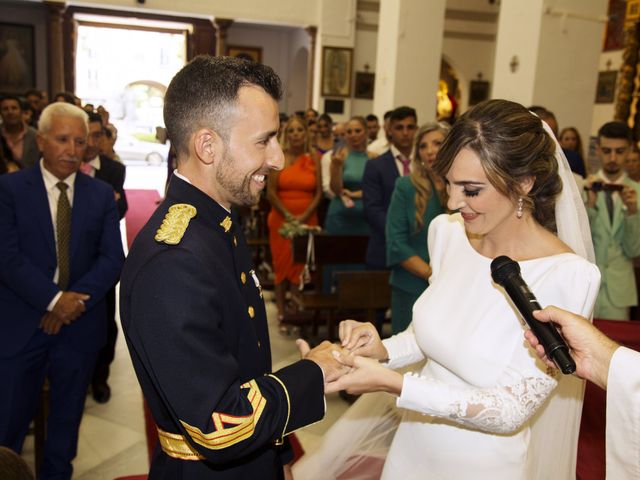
[[120, 176, 325, 479]]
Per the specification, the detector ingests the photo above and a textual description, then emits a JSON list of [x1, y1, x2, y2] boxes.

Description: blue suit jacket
[[0, 165, 124, 357], [363, 149, 399, 267]]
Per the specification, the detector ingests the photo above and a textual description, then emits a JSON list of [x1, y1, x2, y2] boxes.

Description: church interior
[[1, 0, 640, 479]]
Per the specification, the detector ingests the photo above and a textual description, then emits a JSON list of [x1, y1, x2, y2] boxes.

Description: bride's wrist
[[384, 370, 403, 395]]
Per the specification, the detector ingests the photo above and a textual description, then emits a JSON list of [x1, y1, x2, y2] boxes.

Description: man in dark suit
[[120, 56, 345, 479], [0, 102, 124, 479], [363, 106, 417, 270], [83, 112, 128, 403], [362, 106, 417, 333]]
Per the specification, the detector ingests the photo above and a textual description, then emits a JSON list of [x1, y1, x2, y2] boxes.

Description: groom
[[120, 56, 347, 479]]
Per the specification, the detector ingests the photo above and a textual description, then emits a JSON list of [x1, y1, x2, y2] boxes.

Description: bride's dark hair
[[433, 99, 561, 232]]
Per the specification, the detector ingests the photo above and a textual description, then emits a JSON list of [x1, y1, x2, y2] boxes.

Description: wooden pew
[[287, 234, 369, 339], [335, 270, 391, 325]]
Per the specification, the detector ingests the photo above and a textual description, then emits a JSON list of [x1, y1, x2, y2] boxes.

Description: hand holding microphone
[[490, 255, 576, 374]]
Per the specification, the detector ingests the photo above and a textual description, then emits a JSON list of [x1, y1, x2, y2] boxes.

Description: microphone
[[490, 255, 576, 374]]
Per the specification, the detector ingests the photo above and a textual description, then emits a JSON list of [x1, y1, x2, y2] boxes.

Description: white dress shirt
[[390, 144, 413, 176], [40, 159, 76, 310]]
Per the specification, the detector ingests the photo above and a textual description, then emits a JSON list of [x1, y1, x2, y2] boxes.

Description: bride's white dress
[[294, 213, 600, 480]]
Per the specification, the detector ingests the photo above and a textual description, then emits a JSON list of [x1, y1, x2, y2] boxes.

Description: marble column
[[492, 0, 607, 140], [373, 0, 446, 124]]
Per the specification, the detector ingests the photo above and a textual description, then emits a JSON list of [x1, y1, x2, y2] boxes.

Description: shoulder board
[[155, 203, 197, 245]]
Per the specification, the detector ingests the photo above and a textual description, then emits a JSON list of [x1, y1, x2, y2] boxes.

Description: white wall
[[533, 0, 608, 151], [442, 37, 495, 114], [591, 51, 623, 135], [227, 24, 309, 114], [286, 27, 310, 114], [351, 28, 377, 117]]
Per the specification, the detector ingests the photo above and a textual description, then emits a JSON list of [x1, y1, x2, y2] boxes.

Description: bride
[[293, 99, 600, 479]]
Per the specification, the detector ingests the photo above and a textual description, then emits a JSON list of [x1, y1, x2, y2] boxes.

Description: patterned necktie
[[56, 182, 71, 290], [604, 189, 614, 224], [399, 155, 411, 176]]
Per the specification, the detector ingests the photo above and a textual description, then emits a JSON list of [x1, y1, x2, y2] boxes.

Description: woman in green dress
[[324, 116, 373, 235], [386, 122, 450, 333]]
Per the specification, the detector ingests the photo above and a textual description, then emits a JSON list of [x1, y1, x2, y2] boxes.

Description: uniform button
[[248, 306, 255, 318], [241, 272, 247, 284], [257, 341, 261, 348], [233, 236, 237, 247]]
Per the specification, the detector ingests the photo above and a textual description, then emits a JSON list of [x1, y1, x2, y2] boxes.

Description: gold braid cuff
[[157, 428, 205, 461], [266, 374, 291, 445]]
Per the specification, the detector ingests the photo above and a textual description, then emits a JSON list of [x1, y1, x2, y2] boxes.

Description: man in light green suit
[[587, 121, 640, 320]]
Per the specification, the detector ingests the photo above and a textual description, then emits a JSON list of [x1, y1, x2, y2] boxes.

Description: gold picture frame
[[321, 46, 353, 98], [227, 45, 262, 63]]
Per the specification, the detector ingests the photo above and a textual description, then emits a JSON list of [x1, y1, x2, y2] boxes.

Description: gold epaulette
[[155, 204, 197, 245]]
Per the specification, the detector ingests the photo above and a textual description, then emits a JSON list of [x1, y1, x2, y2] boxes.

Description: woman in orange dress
[[267, 116, 322, 330]]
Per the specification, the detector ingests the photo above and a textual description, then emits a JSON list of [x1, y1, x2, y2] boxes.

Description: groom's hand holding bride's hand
[[296, 339, 351, 387], [338, 319, 388, 361], [324, 352, 403, 395]]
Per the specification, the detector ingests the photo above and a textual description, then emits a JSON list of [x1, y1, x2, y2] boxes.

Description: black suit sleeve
[[362, 159, 387, 234], [127, 249, 325, 464], [97, 157, 128, 219]]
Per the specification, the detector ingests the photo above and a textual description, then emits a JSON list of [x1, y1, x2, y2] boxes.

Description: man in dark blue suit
[[83, 112, 128, 403], [362, 106, 417, 333], [363, 106, 417, 270], [0, 102, 124, 479]]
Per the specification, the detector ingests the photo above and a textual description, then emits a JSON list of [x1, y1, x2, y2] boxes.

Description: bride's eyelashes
[[463, 188, 480, 197]]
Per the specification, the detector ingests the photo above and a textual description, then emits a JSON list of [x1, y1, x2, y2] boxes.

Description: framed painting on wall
[[595, 71, 617, 103], [354, 72, 375, 99], [227, 45, 262, 63], [0, 23, 35, 93], [321, 46, 353, 97], [468, 80, 490, 106]]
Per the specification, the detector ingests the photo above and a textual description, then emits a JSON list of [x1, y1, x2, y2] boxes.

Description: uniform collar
[[174, 169, 231, 214], [166, 174, 237, 235]]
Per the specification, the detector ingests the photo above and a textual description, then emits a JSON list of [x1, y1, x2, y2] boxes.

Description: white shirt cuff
[[47, 291, 63, 312]]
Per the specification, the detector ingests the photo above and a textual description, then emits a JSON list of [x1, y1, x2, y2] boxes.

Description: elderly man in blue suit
[[587, 121, 640, 320], [0, 102, 124, 479]]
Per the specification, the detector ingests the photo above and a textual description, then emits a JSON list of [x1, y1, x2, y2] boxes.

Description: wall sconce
[[509, 56, 519, 73]]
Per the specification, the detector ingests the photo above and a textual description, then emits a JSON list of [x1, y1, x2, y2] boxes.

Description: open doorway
[[75, 17, 187, 166]]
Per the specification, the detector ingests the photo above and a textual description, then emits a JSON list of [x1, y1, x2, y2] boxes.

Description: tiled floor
[[20, 163, 352, 479]]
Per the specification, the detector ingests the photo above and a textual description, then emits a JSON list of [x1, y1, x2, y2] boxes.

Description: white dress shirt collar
[[40, 158, 76, 195]]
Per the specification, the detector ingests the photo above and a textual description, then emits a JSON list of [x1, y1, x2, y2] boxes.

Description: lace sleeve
[[397, 370, 558, 434]]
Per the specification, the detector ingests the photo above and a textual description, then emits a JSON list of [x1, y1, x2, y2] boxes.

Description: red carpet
[[124, 189, 162, 248]]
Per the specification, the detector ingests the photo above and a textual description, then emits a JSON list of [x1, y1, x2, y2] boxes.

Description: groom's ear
[[192, 128, 224, 166]]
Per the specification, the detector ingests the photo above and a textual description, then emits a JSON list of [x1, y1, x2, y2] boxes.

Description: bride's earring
[[516, 197, 524, 218]]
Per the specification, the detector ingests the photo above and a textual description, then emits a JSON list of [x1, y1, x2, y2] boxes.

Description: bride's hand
[[325, 352, 403, 395], [339, 319, 388, 360]]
